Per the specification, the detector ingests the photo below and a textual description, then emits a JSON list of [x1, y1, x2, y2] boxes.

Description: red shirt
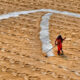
[[56, 39, 62, 51]]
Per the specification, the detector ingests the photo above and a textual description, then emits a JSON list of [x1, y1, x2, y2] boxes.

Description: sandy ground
[[49, 13, 80, 80], [0, 0, 80, 14], [0, 0, 80, 80]]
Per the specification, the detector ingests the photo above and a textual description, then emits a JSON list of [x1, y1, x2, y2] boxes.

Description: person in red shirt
[[55, 35, 66, 55]]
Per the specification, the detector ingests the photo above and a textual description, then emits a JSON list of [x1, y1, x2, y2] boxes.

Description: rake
[[46, 45, 56, 53]]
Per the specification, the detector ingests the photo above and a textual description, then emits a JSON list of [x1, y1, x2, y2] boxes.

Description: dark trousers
[[58, 49, 64, 55]]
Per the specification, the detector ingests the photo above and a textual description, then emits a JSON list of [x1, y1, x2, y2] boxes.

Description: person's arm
[[63, 37, 66, 40], [62, 37, 66, 41], [55, 39, 58, 45]]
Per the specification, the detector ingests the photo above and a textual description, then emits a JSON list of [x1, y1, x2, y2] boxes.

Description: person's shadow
[[60, 54, 68, 60]]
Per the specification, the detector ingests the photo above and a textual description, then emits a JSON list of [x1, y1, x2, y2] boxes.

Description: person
[[55, 35, 66, 55]]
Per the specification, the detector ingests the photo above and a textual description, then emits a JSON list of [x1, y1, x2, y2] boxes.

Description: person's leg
[[58, 50, 60, 55], [58, 45, 60, 55], [61, 48, 64, 55]]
